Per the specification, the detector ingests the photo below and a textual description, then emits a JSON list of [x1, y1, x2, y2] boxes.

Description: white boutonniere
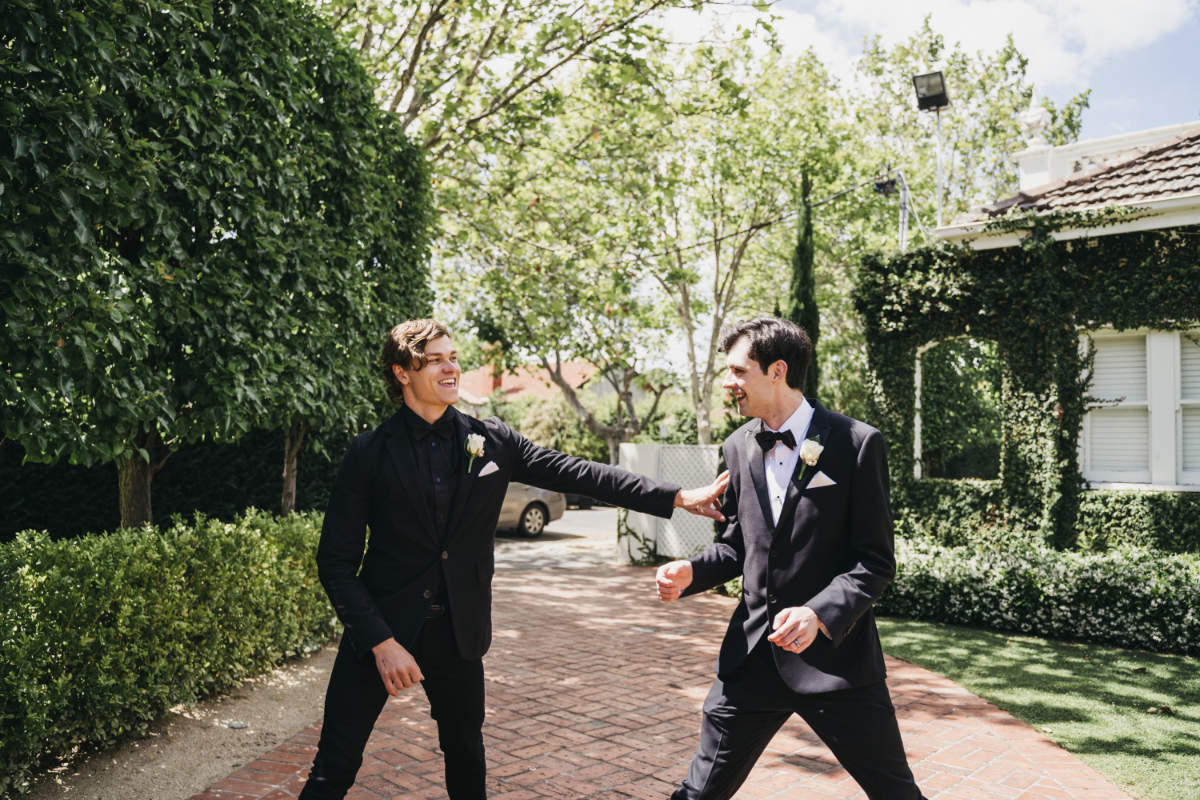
[[465, 434, 485, 472], [797, 436, 823, 484]]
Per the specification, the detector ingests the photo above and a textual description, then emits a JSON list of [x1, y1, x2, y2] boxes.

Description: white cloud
[[803, 0, 1196, 92]]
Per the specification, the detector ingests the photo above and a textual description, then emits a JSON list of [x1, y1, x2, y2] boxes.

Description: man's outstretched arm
[[510, 426, 727, 521]]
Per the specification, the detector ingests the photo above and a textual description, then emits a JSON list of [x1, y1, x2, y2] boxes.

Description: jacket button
[[423, 589, 433, 599], [768, 594, 778, 604], [442, 550, 449, 559]]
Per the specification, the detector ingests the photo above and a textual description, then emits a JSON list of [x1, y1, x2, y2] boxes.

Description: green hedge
[[0, 511, 335, 796], [893, 479, 1009, 545], [1075, 489, 1200, 553], [879, 538, 1200, 656], [893, 480, 1200, 553], [0, 431, 345, 540]]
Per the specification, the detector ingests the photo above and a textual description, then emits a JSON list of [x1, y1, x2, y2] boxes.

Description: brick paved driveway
[[191, 513, 1131, 800]]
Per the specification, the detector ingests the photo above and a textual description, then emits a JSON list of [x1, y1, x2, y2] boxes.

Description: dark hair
[[719, 317, 811, 390], [380, 318, 451, 403]]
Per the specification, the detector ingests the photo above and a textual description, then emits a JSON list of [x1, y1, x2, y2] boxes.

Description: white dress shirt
[[763, 399, 815, 526]]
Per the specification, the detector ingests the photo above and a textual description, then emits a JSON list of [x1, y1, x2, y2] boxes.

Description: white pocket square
[[478, 461, 500, 477], [807, 470, 836, 488]]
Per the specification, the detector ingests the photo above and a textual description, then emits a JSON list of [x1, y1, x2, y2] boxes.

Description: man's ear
[[769, 359, 787, 383], [392, 363, 409, 385]]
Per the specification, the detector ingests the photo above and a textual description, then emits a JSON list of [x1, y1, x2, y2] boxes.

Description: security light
[[912, 71, 950, 111]]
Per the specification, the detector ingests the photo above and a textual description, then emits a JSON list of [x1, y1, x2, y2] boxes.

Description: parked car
[[563, 492, 596, 510], [497, 482, 565, 537]]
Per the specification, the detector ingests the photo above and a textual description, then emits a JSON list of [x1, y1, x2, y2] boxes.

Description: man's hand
[[655, 560, 693, 602], [767, 606, 829, 655], [674, 470, 730, 521], [371, 637, 424, 696]]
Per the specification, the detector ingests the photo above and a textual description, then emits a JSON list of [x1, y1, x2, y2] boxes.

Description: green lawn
[[877, 618, 1200, 800]]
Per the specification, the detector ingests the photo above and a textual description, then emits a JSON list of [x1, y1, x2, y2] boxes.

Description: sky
[[664, 0, 1200, 142]]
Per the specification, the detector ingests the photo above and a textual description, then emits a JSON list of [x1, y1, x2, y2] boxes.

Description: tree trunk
[[281, 418, 307, 515], [606, 437, 620, 466], [117, 429, 165, 529]]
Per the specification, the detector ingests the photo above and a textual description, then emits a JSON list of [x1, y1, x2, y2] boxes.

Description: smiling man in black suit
[[299, 318, 728, 800], [655, 316, 926, 800]]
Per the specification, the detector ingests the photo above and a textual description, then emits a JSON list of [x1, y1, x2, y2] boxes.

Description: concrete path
[[189, 510, 1131, 800]]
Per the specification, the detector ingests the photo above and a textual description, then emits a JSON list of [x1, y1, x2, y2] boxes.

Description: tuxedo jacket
[[683, 400, 895, 694], [317, 406, 679, 661]]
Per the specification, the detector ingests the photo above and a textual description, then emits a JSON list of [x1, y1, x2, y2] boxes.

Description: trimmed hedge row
[[893, 478, 1009, 546], [0, 431, 344, 541], [0, 511, 335, 796], [879, 538, 1200, 656], [1075, 489, 1200, 553], [894, 479, 1200, 553]]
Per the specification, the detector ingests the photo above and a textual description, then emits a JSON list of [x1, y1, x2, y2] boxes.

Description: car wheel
[[518, 503, 548, 537]]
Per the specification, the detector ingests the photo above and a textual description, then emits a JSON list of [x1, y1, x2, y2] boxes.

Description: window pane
[[1089, 407, 1149, 472], [1184, 408, 1200, 473], [1091, 335, 1147, 403], [1182, 333, 1200, 401]]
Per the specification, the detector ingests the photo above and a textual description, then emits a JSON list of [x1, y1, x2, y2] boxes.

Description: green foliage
[[857, 222, 1200, 547], [518, 395, 610, 463], [0, 510, 334, 795], [880, 538, 1200, 656], [1076, 490, 1200, 553], [919, 338, 1001, 479], [892, 479, 1008, 546], [784, 171, 820, 400], [0, 432, 343, 540], [0, 0, 432, 522]]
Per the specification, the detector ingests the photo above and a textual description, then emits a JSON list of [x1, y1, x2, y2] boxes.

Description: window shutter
[[1085, 335, 1149, 480], [1182, 334, 1200, 473], [1091, 336, 1147, 403], [1090, 408, 1150, 472]]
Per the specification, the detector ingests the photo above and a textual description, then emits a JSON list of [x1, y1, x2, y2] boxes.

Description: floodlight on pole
[[912, 70, 950, 227]]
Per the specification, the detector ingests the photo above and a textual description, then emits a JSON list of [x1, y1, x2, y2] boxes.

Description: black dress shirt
[[400, 405, 461, 608], [400, 405, 461, 540]]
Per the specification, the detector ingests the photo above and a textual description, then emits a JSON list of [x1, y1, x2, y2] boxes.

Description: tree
[[784, 170, 819, 400], [1, 0, 432, 525], [447, 28, 846, 447]]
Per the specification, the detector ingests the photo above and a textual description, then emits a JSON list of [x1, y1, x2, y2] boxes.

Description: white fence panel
[[617, 443, 721, 562]]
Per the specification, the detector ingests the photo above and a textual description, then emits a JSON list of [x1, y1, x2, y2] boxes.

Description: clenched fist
[[655, 560, 693, 602]]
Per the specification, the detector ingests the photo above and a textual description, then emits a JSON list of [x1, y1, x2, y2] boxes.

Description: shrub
[[1075, 489, 1200, 553], [879, 538, 1200, 656], [0, 511, 334, 796]]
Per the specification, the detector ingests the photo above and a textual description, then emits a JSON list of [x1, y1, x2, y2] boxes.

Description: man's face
[[722, 336, 775, 418], [394, 335, 460, 412]]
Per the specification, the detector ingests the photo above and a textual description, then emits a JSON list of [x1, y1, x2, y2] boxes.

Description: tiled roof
[[459, 362, 596, 404], [985, 128, 1200, 217]]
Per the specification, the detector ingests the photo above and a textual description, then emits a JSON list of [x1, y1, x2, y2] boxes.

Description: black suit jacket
[[684, 401, 895, 694], [317, 407, 680, 660]]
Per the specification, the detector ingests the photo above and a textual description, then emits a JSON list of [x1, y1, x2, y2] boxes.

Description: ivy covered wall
[[856, 217, 1200, 550]]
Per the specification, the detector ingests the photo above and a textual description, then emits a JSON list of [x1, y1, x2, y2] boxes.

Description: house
[[936, 117, 1200, 492], [855, 114, 1200, 549]]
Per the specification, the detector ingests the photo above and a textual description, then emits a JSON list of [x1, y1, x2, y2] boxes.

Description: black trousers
[[671, 639, 926, 800], [299, 613, 486, 800]]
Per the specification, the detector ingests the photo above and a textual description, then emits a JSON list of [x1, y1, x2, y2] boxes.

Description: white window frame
[[1082, 327, 1200, 491]]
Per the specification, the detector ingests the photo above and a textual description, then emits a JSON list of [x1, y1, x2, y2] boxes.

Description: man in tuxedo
[[300, 318, 727, 800], [655, 317, 926, 800]]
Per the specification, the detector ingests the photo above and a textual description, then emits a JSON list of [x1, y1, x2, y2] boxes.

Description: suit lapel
[[382, 413, 440, 545], [780, 400, 833, 519], [444, 408, 483, 541], [745, 419, 775, 530]]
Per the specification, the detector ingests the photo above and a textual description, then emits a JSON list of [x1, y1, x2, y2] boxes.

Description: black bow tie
[[755, 428, 796, 451]]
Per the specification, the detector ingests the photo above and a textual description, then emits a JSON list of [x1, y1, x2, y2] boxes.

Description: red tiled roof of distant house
[[459, 362, 596, 402]]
